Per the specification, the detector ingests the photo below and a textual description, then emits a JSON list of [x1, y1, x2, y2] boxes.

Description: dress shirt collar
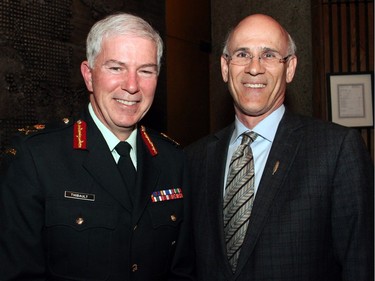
[[230, 105, 285, 144], [88, 103, 137, 154]]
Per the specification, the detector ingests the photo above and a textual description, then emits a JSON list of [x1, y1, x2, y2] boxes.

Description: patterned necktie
[[115, 142, 136, 197], [223, 131, 257, 271]]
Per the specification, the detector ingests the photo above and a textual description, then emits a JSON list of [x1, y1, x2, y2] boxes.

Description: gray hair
[[222, 27, 297, 56], [86, 13, 164, 73]]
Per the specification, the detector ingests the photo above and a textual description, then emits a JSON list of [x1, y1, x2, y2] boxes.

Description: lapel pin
[[272, 161, 280, 175]]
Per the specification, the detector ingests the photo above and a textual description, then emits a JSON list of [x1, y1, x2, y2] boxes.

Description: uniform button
[[170, 214, 177, 222], [131, 264, 138, 272], [133, 225, 137, 231], [75, 217, 84, 225]]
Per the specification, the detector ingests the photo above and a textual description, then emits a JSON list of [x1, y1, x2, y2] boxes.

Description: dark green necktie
[[115, 141, 136, 198]]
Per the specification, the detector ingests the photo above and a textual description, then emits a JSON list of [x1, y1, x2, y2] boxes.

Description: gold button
[[75, 217, 84, 225], [131, 264, 138, 272], [170, 214, 177, 222]]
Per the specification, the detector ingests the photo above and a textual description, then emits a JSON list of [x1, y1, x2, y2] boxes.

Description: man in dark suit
[[185, 14, 373, 281], [0, 13, 195, 280]]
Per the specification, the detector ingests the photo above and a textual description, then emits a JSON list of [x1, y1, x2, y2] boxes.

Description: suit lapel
[[81, 114, 133, 212], [83, 122, 160, 221], [132, 132, 160, 225], [235, 111, 305, 274], [206, 125, 238, 277]]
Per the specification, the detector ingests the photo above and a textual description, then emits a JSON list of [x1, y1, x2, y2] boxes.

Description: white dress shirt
[[88, 103, 138, 169]]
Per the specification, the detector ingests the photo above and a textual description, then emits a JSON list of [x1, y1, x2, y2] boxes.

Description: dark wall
[[165, 0, 211, 146]]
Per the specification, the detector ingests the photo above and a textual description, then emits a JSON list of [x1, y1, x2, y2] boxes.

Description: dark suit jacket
[[185, 110, 373, 281], [0, 110, 195, 281]]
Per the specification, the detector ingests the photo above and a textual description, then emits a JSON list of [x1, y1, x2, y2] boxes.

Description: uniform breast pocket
[[148, 199, 183, 229], [45, 199, 116, 280], [147, 198, 184, 248], [141, 199, 184, 273]]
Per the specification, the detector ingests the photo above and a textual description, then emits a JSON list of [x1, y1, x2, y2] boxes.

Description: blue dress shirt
[[224, 105, 285, 196]]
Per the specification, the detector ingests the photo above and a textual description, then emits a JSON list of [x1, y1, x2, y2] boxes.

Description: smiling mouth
[[116, 99, 137, 106], [243, 83, 266, 89]]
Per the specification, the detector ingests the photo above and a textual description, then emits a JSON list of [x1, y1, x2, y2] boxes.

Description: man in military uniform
[[0, 13, 195, 280]]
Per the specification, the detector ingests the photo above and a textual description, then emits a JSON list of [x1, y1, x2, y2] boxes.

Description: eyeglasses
[[224, 50, 292, 67]]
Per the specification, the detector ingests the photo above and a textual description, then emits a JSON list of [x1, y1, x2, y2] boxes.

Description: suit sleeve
[[0, 139, 47, 280], [330, 129, 374, 281]]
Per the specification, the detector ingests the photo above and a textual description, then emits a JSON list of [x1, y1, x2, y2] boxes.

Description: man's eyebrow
[[103, 60, 157, 68], [232, 46, 279, 53], [262, 47, 279, 52], [140, 63, 158, 68], [232, 47, 250, 53], [103, 59, 125, 66]]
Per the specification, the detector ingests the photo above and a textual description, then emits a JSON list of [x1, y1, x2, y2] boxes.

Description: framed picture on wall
[[327, 72, 374, 127]]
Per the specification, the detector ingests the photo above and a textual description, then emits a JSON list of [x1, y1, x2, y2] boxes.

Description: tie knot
[[115, 141, 132, 157], [241, 131, 257, 145]]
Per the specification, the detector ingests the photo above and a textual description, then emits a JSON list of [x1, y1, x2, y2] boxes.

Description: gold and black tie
[[223, 131, 257, 271]]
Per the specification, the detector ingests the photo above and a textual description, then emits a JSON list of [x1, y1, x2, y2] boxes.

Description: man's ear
[[286, 56, 297, 83], [80, 61, 93, 92], [221, 55, 229, 83]]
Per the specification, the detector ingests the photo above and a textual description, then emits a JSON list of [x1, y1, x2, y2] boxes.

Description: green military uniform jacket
[[0, 109, 195, 281]]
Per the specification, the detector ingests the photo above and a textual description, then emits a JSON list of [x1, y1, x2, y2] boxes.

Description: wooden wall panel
[[312, 0, 374, 161], [165, 0, 211, 146]]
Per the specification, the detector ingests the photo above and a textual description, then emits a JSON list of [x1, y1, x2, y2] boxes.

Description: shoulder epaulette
[[17, 117, 72, 136], [1, 147, 18, 173], [0, 118, 70, 166], [160, 132, 180, 147], [17, 124, 45, 135], [4, 147, 17, 156]]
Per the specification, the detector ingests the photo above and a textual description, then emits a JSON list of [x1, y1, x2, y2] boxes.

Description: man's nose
[[244, 57, 265, 75], [121, 72, 139, 93]]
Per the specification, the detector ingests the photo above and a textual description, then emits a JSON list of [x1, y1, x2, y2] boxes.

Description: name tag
[[64, 191, 95, 201]]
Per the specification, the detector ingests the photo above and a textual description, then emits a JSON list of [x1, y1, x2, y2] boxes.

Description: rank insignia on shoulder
[[160, 132, 180, 147], [140, 125, 158, 156], [5, 148, 17, 156], [18, 124, 46, 135], [151, 188, 184, 202], [73, 120, 87, 150]]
